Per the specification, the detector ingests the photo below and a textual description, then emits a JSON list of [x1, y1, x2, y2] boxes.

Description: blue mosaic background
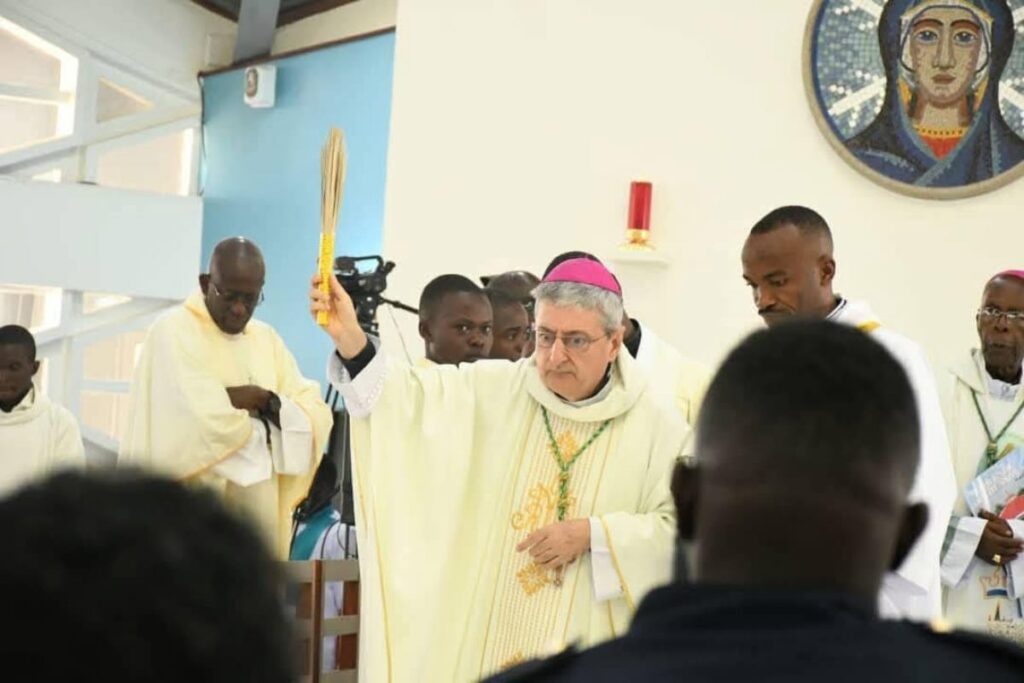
[[811, 0, 1024, 140]]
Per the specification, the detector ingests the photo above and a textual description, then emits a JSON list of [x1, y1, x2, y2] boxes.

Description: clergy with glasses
[[120, 237, 332, 558], [942, 270, 1024, 640], [311, 257, 686, 682]]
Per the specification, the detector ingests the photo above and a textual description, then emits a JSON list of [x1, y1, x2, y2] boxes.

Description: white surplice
[[829, 298, 957, 622]]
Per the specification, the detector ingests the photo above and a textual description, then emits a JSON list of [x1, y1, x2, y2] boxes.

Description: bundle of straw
[[317, 128, 347, 327]]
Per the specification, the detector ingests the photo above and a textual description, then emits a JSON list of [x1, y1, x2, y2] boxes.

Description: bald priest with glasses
[[120, 237, 332, 559]]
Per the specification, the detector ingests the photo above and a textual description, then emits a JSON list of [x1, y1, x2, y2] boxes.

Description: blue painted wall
[[200, 31, 394, 385]]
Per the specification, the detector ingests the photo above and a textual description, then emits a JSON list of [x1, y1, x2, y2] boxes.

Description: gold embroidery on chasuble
[[479, 412, 610, 677]]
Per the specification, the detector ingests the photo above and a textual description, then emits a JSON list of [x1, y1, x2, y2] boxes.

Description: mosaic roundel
[[804, 0, 1024, 198]]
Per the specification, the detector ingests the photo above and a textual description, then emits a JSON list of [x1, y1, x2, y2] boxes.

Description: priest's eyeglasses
[[977, 307, 1024, 324], [535, 329, 608, 352], [210, 282, 265, 308]]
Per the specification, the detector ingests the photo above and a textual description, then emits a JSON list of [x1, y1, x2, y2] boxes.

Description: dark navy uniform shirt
[[487, 583, 1024, 682]]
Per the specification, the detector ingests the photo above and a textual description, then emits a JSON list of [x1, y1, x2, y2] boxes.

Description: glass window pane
[[0, 284, 62, 332], [80, 390, 132, 441], [96, 79, 151, 123], [83, 330, 146, 382], [0, 99, 58, 152], [0, 25, 61, 90], [83, 292, 132, 314], [95, 129, 193, 196], [31, 168, 61, 182]]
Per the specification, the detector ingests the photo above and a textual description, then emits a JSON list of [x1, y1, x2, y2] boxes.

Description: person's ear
[[819, 256, 836, 287], [418, 319, 432, 343], [671, 460, 700, 542], [31, 360, 40, 377], [891, 502, 928, 571], [199, 273, 210, 294], [607, 325, 624, 361]]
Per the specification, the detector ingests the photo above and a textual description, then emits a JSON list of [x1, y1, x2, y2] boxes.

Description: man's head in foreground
[[0, 470, 294, 683], [674, 321, 925, 604]]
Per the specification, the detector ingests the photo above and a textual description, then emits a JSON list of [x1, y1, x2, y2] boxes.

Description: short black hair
[[0, 324, 36, 361], [750, 205, 833, 246], [486, 288, 524, 312], [542, 251, 600, 278], [0, 471, 294, 683], [419, 274, 487, 321], [481, 271, 540, 290], [697, 321, 919, 503]]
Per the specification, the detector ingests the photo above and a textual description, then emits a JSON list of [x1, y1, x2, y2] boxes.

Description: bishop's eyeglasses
[[534, 329, 609, 352]]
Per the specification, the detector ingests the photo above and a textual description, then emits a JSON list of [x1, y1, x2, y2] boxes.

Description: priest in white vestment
[[311, 258, 688, 682], [941, 271, 1024, 641], [0, 324, 84, 496], [120, 238, 333, 558], [741, 206, 956, 622]]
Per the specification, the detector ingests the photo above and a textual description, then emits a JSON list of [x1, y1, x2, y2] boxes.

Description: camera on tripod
[[323, 256, 418, 530], [333, 255, 418, 335]]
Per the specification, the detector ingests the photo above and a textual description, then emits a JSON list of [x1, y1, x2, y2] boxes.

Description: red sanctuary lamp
[[623, 180, 654, 251]]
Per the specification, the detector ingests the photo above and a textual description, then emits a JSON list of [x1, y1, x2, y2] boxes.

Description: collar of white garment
[[987, 373, 1021, 401], [523, 349, 647, 422], [184, 289, 250, 339], [0, 385, 47, 425], [11, 385, 36, 413], [563, 369, 615, 408], [954, 348, 1023, 401], [826, 297, 881, 330]]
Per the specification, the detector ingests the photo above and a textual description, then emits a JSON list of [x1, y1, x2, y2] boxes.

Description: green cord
[[541, 407, 611, 521]]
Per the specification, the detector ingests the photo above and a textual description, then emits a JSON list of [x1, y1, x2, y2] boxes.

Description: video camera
[[333, 255, 418, 335], [323, 256, 417, 531]]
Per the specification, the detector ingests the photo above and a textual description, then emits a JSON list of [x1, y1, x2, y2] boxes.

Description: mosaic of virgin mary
[[806, 0, 1024, 197]]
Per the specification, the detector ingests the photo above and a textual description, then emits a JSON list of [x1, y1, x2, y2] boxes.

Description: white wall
[[272, 0, 397, 54], [1, 177, 202, 300], [0, 0, 236, 98], [379, 0, 1024, 391]]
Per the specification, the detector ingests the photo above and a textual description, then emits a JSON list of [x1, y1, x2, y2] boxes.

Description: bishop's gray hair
[[532, 282, 624, 333]]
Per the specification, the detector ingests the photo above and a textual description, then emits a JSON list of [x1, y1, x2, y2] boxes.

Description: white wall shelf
[[606, 249, 672, 268]]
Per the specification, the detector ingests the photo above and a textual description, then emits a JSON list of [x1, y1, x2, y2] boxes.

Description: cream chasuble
[[941, 350, 1024, 642], [0, 387, 85, 496], [830, 299, 957, 621], [119, 291, 333, 557], [329, 348, 687, 683]]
